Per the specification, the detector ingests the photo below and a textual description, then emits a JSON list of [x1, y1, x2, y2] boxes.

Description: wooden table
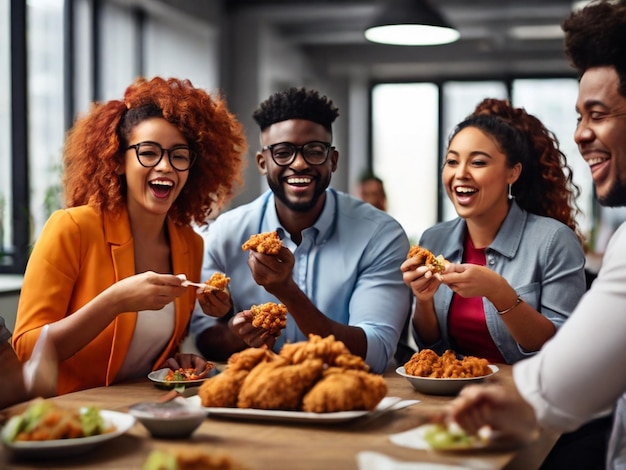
[[1, 364, 559, 469]]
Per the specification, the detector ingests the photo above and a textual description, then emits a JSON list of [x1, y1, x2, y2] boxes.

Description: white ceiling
[[225, 0, 580, 81]]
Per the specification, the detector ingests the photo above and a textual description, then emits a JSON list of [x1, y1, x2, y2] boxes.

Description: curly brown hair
[[63, 76, 247, 226], [562, 0, 626, 97], [449, 98, 583, 242]]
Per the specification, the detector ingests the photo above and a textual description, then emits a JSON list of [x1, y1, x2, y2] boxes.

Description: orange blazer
[[13, 205, 203, 395]]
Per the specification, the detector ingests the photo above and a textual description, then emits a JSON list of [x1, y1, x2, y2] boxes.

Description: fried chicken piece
[[237, 357, 324, 410], [302, 367, 388, 413], [407, 245, 448, 273], [197, 369, 250, 408], [241, 231, 283, 255], [203, 272, 230, 293], [279, 334, 355, 366], [249, 302, 288, 335], [227, 347, 278, 372], [404, 349, 440, 377], [143, 448, 246, 470], [461, 355, 492, 377], [198, 348, 278, 408]]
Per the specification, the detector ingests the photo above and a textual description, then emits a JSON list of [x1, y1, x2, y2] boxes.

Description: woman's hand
[[400, 258, 444, 302], [437, 264, 505, 299], [197, 287, 232, 318], [108, 271, 188, 313], [159, 353, 212, 378], [229, 310, 278, 349]]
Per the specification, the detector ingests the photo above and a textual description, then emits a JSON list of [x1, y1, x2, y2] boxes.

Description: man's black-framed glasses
[[127, 141, 196, 171], [262, 141, 332, 167]]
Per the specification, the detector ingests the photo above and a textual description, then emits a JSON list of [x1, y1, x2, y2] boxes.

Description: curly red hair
[[63, 76, 247, 226], [450, 98, 583, 243]]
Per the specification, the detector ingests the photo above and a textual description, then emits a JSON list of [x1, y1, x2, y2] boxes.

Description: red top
[[448, 236, 506, 363]]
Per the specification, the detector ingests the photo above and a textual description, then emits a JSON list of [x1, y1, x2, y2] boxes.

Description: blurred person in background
[[354, 171, 387, 212]]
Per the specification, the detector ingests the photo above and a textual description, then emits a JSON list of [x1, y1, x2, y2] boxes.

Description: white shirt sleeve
[[513, 222, 626, 431]]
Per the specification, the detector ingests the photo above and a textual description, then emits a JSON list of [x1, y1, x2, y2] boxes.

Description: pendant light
[[364, 0, 460, 46]]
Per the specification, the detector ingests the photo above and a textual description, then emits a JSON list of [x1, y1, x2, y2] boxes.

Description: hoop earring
[[508, 183, 513, 200]]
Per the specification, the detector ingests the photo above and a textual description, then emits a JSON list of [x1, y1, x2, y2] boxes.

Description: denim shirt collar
[[445, 200, 526, 262], [263, 189, 337, 244], [489, 200, 527, 259]]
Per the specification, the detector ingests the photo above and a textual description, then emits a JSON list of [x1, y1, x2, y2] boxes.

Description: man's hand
[[247, 246, 296, 296], [229, 310, 279, 349]]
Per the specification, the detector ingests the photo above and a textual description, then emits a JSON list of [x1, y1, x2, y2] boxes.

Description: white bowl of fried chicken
[[398, 349, 498, 395]]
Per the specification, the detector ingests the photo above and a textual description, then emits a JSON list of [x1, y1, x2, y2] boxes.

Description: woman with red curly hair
[[13, 76, 246, 394], [401, 98, 586, 365]]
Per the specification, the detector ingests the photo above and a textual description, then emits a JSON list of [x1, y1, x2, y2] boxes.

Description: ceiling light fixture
[[364, 0, 460, 46]]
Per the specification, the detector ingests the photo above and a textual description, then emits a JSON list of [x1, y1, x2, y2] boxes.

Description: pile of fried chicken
[[198, 334, 387, 413], [250, 302, 287, 335], [404, 349, 492, 379]]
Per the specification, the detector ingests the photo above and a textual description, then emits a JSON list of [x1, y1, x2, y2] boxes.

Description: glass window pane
[[28, 0, 65, 243], [73, 0, 94, 115], [100, 2, 138, 100], [441, 81, 508, 221], [372, 83, 439, 243], [511, 79, 593, 243], [0, 0, 10, 264], [145, 15, 218, 91]]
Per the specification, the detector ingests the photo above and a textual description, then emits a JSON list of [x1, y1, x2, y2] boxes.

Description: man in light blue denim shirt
[[191, 88, 411, 374]]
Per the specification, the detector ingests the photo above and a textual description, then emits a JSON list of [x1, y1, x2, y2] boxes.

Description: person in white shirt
[[446, 1, 626, 469]]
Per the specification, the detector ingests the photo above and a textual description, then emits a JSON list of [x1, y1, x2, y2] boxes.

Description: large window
[[511, 79, 593, 240], [3, 0, 219, 274], [28, 0, 65, 244], [371, 83, 439, 244]]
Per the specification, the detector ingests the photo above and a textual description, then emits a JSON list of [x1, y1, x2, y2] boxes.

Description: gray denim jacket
[[413, 201, 586, 364]]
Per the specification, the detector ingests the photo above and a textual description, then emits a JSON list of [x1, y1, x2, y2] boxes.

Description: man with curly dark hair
[[191, 87, 412, 374], [13, 77, 246, 394], [440, 2, 626, 469]]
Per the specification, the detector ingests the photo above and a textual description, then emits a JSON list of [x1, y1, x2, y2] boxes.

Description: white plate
[[148, 367, 212, 387], [185, 395, 403, 424], [1, 410, 135, 459], [396, 365, 499, 396], [357, 451, 475, 470], [390, 424, 489, 452]]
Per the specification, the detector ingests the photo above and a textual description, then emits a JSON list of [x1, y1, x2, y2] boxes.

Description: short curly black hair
[[562, 0, 626, 96], [252, 87, 340, 132]]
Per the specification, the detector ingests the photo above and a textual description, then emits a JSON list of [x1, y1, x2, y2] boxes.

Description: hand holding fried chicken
[[230, 309, 280, 349], [401, 246, 452, 302], [246, 245, 296, 298]]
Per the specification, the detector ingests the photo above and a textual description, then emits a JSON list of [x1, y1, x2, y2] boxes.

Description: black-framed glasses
[[261, 141, 332, 166], [127, 141, 196, 171]]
